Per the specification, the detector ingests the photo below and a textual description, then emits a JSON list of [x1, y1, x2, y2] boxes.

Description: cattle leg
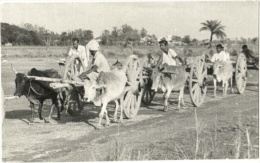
[[53, 96, 61, 120], [119, 96, 124, 123], [230, 77, 234, 94], [113, 100, 119, 123], [213, 79, 217, 97], [97, 102, 108, 129], [29, 102, 35, 124], [163, 90, 171, 111], [224, 80, 228, 96], [178, 87, 185, 109], [45, 104, 55, 123], [38, 101, 44, 120], [104, 108, 110, 127]]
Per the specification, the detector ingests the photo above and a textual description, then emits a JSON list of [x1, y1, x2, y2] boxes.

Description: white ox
[[212, 61, 234, 97], [151, 65, 188, 111], [84, 68, 127, 129]]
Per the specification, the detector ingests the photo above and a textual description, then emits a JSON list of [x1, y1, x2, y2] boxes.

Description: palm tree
[[200, 20, 226, 47]]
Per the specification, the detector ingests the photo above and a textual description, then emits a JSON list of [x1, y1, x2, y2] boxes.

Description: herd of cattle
[[3, 55, 236, 129]]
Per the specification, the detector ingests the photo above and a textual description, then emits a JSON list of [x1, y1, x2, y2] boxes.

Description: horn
[[11, 64, 18, 74]]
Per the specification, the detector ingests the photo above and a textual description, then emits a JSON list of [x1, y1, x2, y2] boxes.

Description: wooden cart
[[25, 55, 144, 119], [141, 52, 248, 107]]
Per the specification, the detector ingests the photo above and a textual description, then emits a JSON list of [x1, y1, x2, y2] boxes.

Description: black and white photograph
[[1, 0, 259, 162]]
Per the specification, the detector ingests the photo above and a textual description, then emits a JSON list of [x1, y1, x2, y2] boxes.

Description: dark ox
[[13, 66, 65, 123]]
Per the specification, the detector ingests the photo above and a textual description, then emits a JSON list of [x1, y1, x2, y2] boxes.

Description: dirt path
[[2, 58, 259, 161]]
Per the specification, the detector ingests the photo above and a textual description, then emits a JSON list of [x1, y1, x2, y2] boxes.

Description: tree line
[[1, 21, 258, 46]]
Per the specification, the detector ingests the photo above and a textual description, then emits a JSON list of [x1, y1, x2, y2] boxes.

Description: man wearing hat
[[78, 39, 110, 81], [210, 44, 230, 62]]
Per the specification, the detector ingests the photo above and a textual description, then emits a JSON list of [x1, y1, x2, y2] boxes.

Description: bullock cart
[[141, 52, 248, 107], [24, 55, 144, 119]]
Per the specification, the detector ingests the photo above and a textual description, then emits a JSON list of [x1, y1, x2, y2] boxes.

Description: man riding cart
[[63, 39, 110, 82], [242, 44, 259, 70]]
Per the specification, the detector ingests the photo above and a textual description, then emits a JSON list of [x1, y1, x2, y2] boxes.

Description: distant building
[[5, 43, 12, 46]]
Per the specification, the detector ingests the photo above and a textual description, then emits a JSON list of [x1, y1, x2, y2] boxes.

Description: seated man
[[210, 44, 230, 63], [242, 45, 258, 68], [78, 40, 110, 81], [155, 38, 184, 73]]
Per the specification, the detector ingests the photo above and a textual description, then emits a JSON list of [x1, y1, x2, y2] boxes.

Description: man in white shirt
[[63, 38, 88, 80], [211, 44, 230, 62], [155, 39, 184, 68], [79, 40, 110, 81]]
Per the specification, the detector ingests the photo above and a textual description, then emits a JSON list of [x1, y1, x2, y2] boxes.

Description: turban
[[87, 40, 99, 51]]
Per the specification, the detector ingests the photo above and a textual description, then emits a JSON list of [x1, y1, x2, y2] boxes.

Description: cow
[[84, 68, 127, 129], [212, 61, 234, 97], [12, 65, 65, 124], [151, 65, 188, 111]]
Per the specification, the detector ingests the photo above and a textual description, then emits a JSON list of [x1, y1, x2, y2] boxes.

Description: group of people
[[64, 37, 258, 83], [63, 38, 110, 82]]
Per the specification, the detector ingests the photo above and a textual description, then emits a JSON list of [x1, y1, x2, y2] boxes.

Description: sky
[[1, 1, 259, 40]]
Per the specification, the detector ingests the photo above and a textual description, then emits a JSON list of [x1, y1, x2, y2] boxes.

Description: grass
[[143, 107, 258, 160], [2, 44, 258, 60]]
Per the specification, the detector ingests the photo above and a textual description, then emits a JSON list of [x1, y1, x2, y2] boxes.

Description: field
[[1, 45, 259, 161]]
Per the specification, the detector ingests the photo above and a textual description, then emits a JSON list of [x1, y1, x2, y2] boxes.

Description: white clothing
[[91, 51, 110, 73], [68, 45, 88, 68], [161, 49, 178, 66], [211, 51, 230, 62]]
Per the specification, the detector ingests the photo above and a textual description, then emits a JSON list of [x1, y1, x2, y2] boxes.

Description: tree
[[101, 30, 110, 45], [111, 27, 119, 42], [83, 30, 93, 43], [181, 35, 191, 44], [172, 35, 182, 42], [140, 28, 147, 38], [199, 20, 226, 47], [251, 37, 259, 45]]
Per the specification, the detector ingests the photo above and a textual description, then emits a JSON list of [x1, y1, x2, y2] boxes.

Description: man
[[155, 38, 184, 68], [210, 44, 230, 63], [242, 44, 258, 69], [78, 40, 110, 81], [242, 45, 258, 59], [63, 38, 88, 80]]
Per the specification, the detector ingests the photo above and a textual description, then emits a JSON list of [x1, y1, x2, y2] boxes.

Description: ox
[[84, 68, 127, 129], [151, 65, 188, 111], [12, 66, 65, 124], [212, 61, 234, 97]]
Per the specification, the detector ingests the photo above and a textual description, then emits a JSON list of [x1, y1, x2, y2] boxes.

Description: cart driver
[[78, 39, 110, 81], [210, 44, 230, 63], [242, 45, 258, 68], [155, 38, 184, 72]]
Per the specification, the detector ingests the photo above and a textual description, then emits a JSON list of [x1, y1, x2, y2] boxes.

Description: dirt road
[[2, 58, 259, 161]]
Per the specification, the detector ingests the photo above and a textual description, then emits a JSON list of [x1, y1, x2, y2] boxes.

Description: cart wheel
[[64, 56, 85, 80], [66, 87, 84, 116], [141, 78, 155, 105], [123, 56, 144, 119], [189, 55, 207, 107], [235, 53, 247, 94]]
